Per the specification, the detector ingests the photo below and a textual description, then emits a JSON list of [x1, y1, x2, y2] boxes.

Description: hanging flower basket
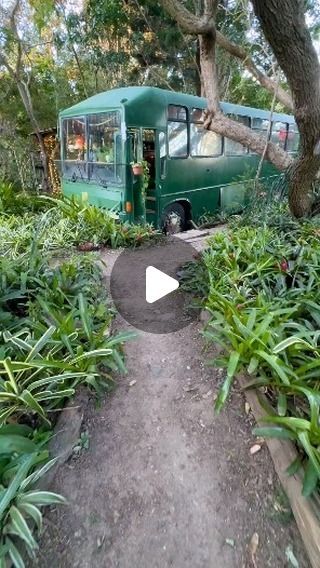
[[132, 163, 144, 176]]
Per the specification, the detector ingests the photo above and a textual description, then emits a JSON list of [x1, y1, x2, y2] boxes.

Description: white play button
[[146, 266, 179, 304]]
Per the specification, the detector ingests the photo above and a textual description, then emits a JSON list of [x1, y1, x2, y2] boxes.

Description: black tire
[[161, 202, 186, 234]]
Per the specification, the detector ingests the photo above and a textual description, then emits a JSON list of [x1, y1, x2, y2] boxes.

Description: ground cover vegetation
[[1, 0, 320, 560], [1, 0, 320, 219], [182, 190, 320, 503], [0, 184, 157, 566]]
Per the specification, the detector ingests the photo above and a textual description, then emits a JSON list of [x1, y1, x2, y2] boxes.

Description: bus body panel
[[63, 180, 123, 211], [59, 86, 297, 228]]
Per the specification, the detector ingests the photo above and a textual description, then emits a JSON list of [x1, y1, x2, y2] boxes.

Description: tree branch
[[159, 0, 293, 110], [206, 111, 293, 171], [159, 0, 213, 34], [215, 30, 293, 110]]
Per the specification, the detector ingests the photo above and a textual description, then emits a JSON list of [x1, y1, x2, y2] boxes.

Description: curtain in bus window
[[190, 107, 222, 157], [286, 124, 300, 153], [88, 111, 121, 183], [225, 114, 250, 155], [271, 121, 288, 149], [190, 124, 222, 157], [168, 122, 188, 158], [63, 117, 86, 161]]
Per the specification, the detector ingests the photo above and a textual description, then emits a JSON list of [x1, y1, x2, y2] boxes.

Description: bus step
[[146, 196, 156, 202], [146, 208, 156, 215]]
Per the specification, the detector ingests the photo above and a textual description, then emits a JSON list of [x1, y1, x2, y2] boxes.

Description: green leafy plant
[[187, 214, 320, 497], [0, 452, 66, 568]]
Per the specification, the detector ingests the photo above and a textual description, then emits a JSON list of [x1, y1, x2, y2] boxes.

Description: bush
[[184, 213, 320, 498], [0, 441, 66, 567], [0, 195, 157, 259], [0, 180, 50, 216], [0, 244, 133, 565]]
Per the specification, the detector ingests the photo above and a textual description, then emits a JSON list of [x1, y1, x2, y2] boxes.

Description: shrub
[[0, 195, 157, 259], [0, 441, 66, 568], [185, 216, 320, 497]]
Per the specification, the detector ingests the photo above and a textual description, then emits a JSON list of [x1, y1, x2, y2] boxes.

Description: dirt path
[[37, 246, 309, 568]]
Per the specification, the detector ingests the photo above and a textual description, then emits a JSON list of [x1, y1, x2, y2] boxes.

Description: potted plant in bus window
[[131, 161, 144, 176]]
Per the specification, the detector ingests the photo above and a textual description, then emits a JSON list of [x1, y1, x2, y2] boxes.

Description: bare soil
[[35, 246, 310, 568]]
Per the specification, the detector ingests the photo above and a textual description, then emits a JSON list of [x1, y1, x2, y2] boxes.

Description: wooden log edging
[[237, 373, 320, 568]]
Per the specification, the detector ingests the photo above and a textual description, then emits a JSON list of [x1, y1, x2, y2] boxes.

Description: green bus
[[59, 86, 298, 231]]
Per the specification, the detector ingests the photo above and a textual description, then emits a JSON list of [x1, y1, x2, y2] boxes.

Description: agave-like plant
[[195, 221, 320, 497], [0, 451, 66, 568]]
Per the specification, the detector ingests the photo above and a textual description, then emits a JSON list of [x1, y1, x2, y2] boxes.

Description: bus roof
[[59, 86, 295, 124]]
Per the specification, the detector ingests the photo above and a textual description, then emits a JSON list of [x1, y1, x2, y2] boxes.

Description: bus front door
[[142, 129, 157, 226]]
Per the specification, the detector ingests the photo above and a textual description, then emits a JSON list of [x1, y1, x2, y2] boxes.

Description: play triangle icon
[[146, 266, 179, 304]]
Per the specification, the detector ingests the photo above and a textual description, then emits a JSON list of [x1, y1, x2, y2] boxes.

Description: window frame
[[224, 114, 251, 156], [61, 110, 125, 185], [87, 110, 122, 184], [190, 107, 222, 158], [286, 123, 299, 153], [250, 116, 271, 154], [270, 120, 288, 150], [62, 116, 87, 162], [167, 104, 189, 159]]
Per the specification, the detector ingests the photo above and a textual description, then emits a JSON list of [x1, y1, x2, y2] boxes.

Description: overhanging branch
[[158, 0, 293, 110], [216, 30, 293, 111]]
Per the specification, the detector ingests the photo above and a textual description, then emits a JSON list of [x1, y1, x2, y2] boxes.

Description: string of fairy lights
[[43, 133, 61, 195]]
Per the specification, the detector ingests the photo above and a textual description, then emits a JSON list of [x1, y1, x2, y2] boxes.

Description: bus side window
[[225, 114, 250, 155], [250, 117, 270, 154], [159, 132, 167, 179], [271, 121, 288, 149], [190, 108, 222, 157], [167, 104, 188, 158], [287, 124, 299, 153]]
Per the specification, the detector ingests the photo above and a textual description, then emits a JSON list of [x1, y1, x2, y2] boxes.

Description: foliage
[[0, 195, 156, 258], [184, 209, 320, 497], [0, 200, 136, 562], [0, 181, 50, 216], [0, 448, 65, 568], [0, 250, 132, 410]]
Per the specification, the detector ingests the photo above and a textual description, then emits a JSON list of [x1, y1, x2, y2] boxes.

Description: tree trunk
[[160, 0, 320, 217], [252, 0, 320, 217], [287, 156, 320, 218], [16, 81, 51, 192]]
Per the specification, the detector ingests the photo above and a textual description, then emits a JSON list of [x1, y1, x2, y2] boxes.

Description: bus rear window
[[63, 117, 86, 161]]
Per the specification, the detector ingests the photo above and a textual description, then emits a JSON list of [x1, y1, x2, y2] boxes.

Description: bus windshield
[[62, 110, 123, 185]]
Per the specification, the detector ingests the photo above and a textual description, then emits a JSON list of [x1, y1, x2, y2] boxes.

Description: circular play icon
[[110, 237, 198, 333]]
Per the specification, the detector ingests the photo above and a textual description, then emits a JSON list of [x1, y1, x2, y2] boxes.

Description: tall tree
[[158, 0, 320, 217], [0, 0, 50, 190]]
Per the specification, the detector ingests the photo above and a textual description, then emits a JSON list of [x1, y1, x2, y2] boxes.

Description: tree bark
[[252, 0, 320, 217], [159, 0, 292, 174], [16, 81, 50, 192]]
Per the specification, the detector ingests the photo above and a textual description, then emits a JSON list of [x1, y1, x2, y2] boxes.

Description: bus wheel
[[162, 203, 186, 234]]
